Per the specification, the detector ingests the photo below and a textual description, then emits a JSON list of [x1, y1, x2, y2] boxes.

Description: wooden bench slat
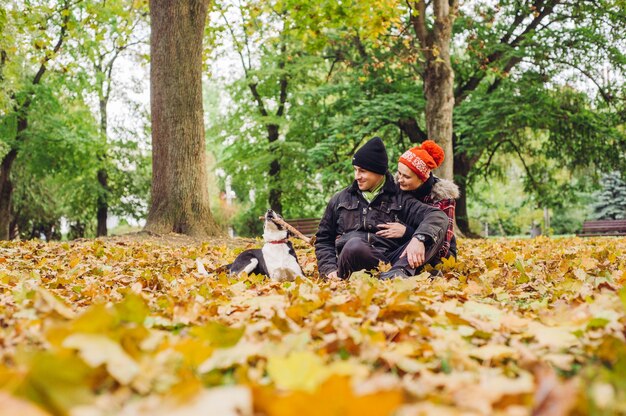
[[582, 220, 626, 224], [578, 219, 626, 237], [285, 218, 321, 237]]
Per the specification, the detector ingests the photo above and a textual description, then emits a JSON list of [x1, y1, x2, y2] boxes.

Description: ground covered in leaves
[[1, 235, 625, 415]]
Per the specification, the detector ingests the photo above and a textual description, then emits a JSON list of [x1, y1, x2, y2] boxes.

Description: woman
[[376, 140, 459, 260]]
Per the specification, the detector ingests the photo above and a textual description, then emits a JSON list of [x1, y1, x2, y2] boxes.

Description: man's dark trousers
[[336, 236, 444, 279]]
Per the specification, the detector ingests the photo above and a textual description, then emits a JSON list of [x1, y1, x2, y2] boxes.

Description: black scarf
[[409, 174, 435, 201]]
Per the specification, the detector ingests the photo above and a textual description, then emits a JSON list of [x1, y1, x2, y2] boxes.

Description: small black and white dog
[[226, 209, 303, 281]]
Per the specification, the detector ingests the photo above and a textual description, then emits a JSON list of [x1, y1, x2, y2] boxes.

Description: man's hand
[[400, 237, 426, 268], [376, 222, 406, 239], [326, 270, 338, 279]]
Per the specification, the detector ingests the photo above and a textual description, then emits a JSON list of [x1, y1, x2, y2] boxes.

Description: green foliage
[[208, 0, 626, 233], [467, 156, 596, 236], [591, 171, 626, 220], [1, 0, 625, 237], [9, 77, 100, 238], [207, 0, 341, 234], [0, 0, 150, 240]]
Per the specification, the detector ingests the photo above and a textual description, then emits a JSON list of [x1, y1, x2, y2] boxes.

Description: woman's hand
[[376, 222, 406, 239]]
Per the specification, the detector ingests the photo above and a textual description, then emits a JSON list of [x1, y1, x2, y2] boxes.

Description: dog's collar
[[268, 238, 289, 244]]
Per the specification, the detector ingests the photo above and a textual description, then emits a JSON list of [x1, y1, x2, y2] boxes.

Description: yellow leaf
[[37, 287, 76, 319], [69, 256, 80, 268], [63, 334, 139, 385], [525, 322, 578, 350], [114, 293, 149, 324], [502, 249, 516, 264], [197, 341, 261, 373], [173, 339, 213, 367], [581, 257, 598, 271], [190, 321, 245, 348], [15, 351, 96, 412], [267, 351, 329, 392], [440, 255, 457, 269]]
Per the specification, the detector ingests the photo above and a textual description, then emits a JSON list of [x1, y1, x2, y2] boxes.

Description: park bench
[[285, 218, 320, 237], [577, 219, 626, 237]]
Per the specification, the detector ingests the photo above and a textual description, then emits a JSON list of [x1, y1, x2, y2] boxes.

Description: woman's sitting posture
[[376, 140, 459, 261]]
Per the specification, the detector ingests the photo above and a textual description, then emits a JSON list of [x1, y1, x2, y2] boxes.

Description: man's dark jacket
[[315, 172, 449, 276]]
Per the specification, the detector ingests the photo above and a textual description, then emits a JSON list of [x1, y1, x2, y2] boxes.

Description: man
[[315, 137, 449, 280]]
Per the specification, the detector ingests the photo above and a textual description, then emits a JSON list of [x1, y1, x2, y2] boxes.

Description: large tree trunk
[[424, 53, 454, 181], [0, 149, 17, 240], [420, 0, 457, 181], [145, 0, 220, 237]]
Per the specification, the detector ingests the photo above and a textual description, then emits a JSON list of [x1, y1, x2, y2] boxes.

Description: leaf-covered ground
[[1, 235, 625, 415]]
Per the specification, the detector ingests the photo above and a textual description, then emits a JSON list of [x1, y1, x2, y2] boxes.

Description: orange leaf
[[252, 375, 402, 416]]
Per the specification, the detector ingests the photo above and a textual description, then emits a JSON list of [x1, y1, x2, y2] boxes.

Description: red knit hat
[[398, 140, 445, 182]]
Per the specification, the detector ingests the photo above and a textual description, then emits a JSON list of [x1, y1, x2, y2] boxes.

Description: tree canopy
[[0, 0, 624, 239]]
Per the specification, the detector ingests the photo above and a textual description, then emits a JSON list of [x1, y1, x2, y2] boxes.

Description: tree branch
[[509, 0, 557, 50], [325, 55, 340, 82], [480, 136, 509, 173], [32, 2, 71, 86], [455, 0, 560, 104], [407, 0, 430, 49], [352, 32, 369, 61], [554, 59, 614, 104], [276, 38, 288, 118], [219, 5, 250, 75], [15, 0, 71, 141], [508, 139, 540, 189], [500, 8, 528, 44], [248, 83, 268, 117], [395, 117, 428, 143]]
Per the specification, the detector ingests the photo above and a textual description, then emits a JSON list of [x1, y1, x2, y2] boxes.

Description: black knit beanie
[[351, 137, 388, 174]]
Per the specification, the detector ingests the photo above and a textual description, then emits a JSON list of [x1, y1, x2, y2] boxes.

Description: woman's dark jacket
[[315, 172, 449, 276]]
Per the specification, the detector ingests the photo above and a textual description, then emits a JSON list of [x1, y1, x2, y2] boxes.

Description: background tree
[[449, 0, 626, 233], [1, 0, 151, 241], [145, 0, 220, 237], [75, 0, 147, 236], [208, 0, 404, 235], [592, 171, 626, 220], [209, 0, 331, 231], [214, 0, 295, 215], [407, 0, 459, 181], [304, 0, 626, 234], [8, 78, 100, 239], [0, 0, 73, 240]]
